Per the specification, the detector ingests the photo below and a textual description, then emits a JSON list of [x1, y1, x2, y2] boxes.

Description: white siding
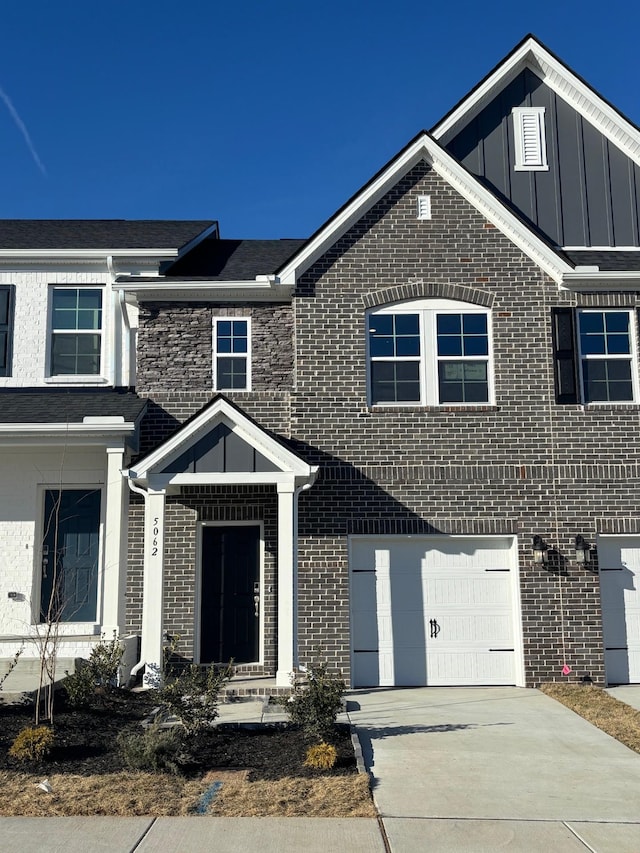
[[0, 447, 107, 656]]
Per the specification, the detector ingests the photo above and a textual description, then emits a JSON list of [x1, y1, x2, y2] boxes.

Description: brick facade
[[133, 161, 640, 687]]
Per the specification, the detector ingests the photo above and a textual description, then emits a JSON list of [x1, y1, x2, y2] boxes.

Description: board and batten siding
[[443, 68, 640, 247]]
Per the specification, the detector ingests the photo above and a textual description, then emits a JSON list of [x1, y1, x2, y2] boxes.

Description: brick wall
[[126, 486, 279, 675], [289, 161, 640, 686], [133, 160, 640, 687]]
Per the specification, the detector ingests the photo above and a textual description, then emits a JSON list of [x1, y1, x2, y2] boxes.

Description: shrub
[[63, 633, 125, 707], [63, 662, 97, 708], [159, 662, 234, 737], [9, 726, 54, 762], [281, 656, 345, 742], [304, 741, 338, 769], [89, 632, 124, 686], [117, 724, 185, 775]]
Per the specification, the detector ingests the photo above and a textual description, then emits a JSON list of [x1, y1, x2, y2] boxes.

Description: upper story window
[[552, 307, 638, 404], [213, 318, 251, 391], [50, 287, 103, 376], [0, 285, 14, 377], [367, 298, 492, 406], [512, 107, 548, 171], [578, 310, 636, 403]]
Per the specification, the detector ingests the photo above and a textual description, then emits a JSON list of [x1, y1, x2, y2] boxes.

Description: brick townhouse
[[2, 35, 640, 689]]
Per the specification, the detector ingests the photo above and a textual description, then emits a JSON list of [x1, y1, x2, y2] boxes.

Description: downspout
[[106, 255, 118, 385], [126, 477, 148, 682], [118, 289, 132, 388]]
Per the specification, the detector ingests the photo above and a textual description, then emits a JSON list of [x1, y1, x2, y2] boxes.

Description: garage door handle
[[430, 618, 440, 639]]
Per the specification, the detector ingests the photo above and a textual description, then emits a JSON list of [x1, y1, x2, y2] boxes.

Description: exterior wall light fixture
[[575, 535, 589, 565], [532, 535, 548, 564]]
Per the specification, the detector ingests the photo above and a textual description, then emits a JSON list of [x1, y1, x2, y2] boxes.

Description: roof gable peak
[[431, 36, 640, 169]]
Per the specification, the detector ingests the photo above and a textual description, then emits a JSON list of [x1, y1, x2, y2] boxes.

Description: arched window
[[367, 298, 493, 406]]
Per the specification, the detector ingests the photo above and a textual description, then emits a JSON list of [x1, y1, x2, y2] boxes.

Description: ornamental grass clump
[[9, 726, 54, 762], [304, 742, 338, 769]]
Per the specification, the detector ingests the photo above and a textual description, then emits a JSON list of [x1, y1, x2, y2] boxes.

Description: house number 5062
[[151, 517, 159, 557]]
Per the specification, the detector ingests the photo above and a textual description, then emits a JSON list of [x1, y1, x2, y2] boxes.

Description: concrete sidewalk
[[0, 817, 385, 853], [348, 686, 640, 851]]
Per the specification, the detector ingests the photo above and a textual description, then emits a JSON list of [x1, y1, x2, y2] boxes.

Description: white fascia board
[[0, 249, 179, 261], [277, 141, 429, 285], [432, 38, 535, 139], [562, 271, 640, 290], [432, 38, 640, 168], [427, 141, 571, 282], [120, 280, 293, 302], [126, 398, 314, 481], [0, 422, 135, 446], [278, 134, 570, 285]]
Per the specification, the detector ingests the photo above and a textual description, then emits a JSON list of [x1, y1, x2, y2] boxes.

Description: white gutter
[[562, 270, 640, 290], [0, 249, 180, 260], [118, 278, 293, 304], [0, 421, 136, 436]]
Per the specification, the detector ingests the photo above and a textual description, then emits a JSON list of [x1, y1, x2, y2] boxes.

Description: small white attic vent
[[417, 195, 432, 220], [512, 107, 548, 171]]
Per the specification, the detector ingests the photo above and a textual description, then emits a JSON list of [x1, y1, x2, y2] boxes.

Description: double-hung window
[[368, 299, 492, 405], [577, 310, 636, 403], [50, 287, 103, 376], [213, 318, 251, 391]]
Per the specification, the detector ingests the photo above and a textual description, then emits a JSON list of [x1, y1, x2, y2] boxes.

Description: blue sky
[[2, 1, 638, 238]]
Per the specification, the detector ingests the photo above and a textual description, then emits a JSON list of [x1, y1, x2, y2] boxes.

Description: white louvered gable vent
[[417, 195, 431, 220], [512, 107, 548, 171]]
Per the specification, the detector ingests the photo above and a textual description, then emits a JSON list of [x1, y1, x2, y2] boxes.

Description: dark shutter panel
[[0, 285, 14, 377], [552, 307, 578, 404]]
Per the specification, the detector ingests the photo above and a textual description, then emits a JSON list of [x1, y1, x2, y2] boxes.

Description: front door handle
[[253, 581, 260, 618], [430, 618, 441, 639]]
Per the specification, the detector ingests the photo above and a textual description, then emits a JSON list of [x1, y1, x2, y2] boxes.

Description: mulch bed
[[0, 690, 357, 780]]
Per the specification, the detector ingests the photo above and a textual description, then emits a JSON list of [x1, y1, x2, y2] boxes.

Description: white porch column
[[276, 481, 296, 687], [102, 445, 127, 637], [141, 488, 166, 688]]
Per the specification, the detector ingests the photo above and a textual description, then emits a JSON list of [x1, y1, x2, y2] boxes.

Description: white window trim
[[367, 298, 494, 407], [47, 285, 106, 381], [577, 308, 639, 404], [213, 316, 252, 391], [512, 107, 549, 171]]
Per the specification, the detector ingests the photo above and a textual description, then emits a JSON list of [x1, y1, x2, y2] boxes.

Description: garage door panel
[[351, 536, 518, 688], [427, 650, 514, 686], [429, 614, 513, 644], [599, 536, 640, 684], [425, 576, 512, 607]]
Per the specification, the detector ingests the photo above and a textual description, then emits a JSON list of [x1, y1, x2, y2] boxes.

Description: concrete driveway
[[346, 686, 640, 852]]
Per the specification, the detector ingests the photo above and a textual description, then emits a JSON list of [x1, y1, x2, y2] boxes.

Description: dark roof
[[0, 388, 147, 424], [160, 238, 307, 279], [0, 220, 216, 250], [563, 250, 640, 271]]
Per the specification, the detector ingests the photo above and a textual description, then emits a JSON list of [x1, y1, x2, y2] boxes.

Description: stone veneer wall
[[136, 303, 293, 395]]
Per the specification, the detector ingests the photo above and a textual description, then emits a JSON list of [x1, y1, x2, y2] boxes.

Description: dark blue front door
[[41, 489, 101, 623], [200, 525, 259, 664]]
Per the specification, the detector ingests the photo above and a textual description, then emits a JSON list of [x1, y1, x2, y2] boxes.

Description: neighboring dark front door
[[41, 489, 101, 623], [200, 525, 260, 664]]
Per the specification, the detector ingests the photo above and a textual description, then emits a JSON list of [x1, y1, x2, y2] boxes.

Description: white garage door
[[599, 536, 640, 685], [350, 536, 519, 687]]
